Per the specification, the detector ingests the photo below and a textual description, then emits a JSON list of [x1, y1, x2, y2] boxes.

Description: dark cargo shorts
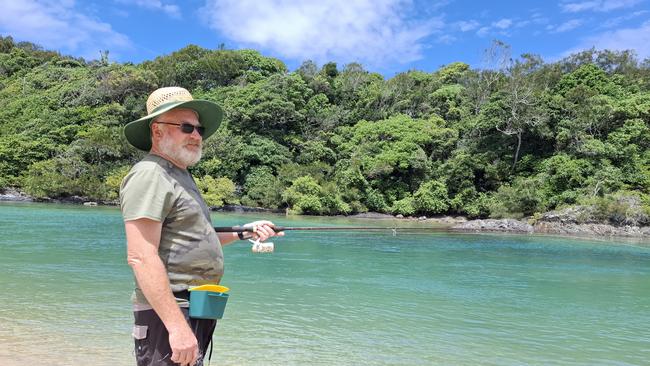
[[132, 295, 217, 366]]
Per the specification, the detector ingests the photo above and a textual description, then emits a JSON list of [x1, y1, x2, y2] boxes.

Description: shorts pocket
[[132, 325, 148, 340]]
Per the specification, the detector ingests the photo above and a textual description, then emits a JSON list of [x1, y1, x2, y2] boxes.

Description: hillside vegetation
[[1, 36, 649, 225]]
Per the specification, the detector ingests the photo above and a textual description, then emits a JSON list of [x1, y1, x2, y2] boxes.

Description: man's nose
[[190, 127, 202, 139]]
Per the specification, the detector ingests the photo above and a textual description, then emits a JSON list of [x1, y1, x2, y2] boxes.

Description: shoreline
[[347, 214, 650, 241], [2, 191, 649, 240]]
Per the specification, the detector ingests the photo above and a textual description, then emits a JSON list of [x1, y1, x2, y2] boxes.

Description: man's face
[[152, 108, 203, 167]]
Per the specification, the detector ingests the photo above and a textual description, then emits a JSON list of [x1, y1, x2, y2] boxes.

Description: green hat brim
[[124, 99, 223, 151]]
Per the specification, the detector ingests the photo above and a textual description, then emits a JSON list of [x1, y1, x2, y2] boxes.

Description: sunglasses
[[154, 121, 205, 136]]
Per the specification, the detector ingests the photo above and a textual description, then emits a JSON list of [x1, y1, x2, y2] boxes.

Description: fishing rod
[[214, 225, 443, 253], [214, 225, 444, 234]]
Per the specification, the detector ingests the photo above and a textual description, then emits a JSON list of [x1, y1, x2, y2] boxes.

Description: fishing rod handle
[[213, 225, 286, 233]]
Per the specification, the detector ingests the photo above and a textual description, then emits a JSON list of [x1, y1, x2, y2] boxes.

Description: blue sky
[[1, 0, 649, 76]]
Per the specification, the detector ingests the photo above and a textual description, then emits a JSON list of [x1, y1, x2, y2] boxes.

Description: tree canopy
[[1, 36, 649, 224]]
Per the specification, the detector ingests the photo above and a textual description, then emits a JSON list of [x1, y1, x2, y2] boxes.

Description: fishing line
[[214, 225, 445, 252], [214, 225, 445, 234]]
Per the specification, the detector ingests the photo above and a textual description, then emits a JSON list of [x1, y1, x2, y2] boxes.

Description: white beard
[[159, 135, 202, 167]]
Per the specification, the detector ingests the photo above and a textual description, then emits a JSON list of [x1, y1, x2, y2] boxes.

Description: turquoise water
[[1, 202, 649, 365]]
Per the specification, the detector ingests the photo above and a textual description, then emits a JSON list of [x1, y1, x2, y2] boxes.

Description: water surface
[[1, 202, 649, 365]]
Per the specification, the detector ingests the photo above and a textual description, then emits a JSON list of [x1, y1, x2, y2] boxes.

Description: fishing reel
[[250, 238, 274, 253]]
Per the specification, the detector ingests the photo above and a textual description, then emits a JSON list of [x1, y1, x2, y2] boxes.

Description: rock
[[57, 196, 86, 204], [539, 206, 595, 224], [534, 221, 650, 237], [453, 219, 534, 233], [440, 216, 466, 224], [395, 214, 404, 218], [0, 188, 33, 202], [349, 212, 396, 219], [83, 202, 98, 206], [420, 216, 467, 225]]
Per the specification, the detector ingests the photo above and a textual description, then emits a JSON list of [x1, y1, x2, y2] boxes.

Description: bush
[[321, 182, 351, 215], [21, 157, 109, 199], [364, 188, 389, 212], [22, 159, 70, 198], [391, 196, 416, 216], [579, 191, 650, 226], [449, 188, 493, 218], [489, 176, 549, 218], [104, 165, 130, 200], [196, 176, 238, 207], [282, 175, 350, 215], [241, 166, 283, 208], [462, 192, 494, 219], [413, 180, 449, 214], [291, 195, 323, 215], [283, 176, 323, 215]]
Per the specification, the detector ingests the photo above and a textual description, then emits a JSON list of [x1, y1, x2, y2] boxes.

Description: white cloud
[[476, 26, 490, 37], [515, 20, 531, 28], [564, 20, 650, 59], [437, 34, 456, 44], [516, 11, 548, 29], [117, 0, 181, 18], [200, 0, 444, 67], [492, 18, 513, 29], [551, 19, 584, 33], [561, 0, 642, 13], [474, 18, 513, 37], [0, 0, 131, 60], [601, 10, 648, 28], [530, 13, 550, 25], [456, 20, 480, 32]]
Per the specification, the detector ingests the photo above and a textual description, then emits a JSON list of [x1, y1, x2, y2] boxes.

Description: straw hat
[[124, 87, 223, 151]]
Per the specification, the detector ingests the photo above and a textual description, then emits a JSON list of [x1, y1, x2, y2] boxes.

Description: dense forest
[[1, 35, 649, 225]]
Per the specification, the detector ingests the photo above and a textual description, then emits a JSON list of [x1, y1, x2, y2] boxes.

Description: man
[[120, 87, 283, 366]]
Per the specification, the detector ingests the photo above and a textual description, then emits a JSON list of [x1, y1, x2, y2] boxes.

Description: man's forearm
[[217, 232, 239, 246], [132, 254, 187, 330]]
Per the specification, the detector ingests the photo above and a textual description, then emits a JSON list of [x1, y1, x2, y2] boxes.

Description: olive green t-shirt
[[119, 154, 223, 309]]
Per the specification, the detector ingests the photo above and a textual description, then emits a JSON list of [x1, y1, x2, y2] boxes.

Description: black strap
[[174, 289, 216, 365], [208, 336, 214, 364], [173, 290, 190, 301]]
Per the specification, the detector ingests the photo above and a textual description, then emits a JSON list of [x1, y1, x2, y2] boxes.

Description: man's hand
[[126, 218, 199, 364], [169, 323, 199, 366], [243, 220, 285, 241]]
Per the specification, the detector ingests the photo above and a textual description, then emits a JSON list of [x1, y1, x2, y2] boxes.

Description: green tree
[[196, 176, 237, 207], [224, 73, 312, 139], [241, 166, 284, 208], [413, 180, 450, 214], [282, 175, 349, 215]]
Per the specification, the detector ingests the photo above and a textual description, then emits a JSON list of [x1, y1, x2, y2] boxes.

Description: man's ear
[[151, 122, 163, 139]]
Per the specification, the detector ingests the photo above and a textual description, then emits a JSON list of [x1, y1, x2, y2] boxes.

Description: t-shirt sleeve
[[119, 168, 175, 221]]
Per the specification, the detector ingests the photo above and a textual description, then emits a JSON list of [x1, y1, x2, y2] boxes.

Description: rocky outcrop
[[453, 215, 650, 238], [429, 216, 467, 225], [538, 206, 594, 224], [534, 221, 650, 237], [452, 219, 534, 233], [530, 204, 650, 237], [349, 212, 397, 219], [0, 188, 33, 202]]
